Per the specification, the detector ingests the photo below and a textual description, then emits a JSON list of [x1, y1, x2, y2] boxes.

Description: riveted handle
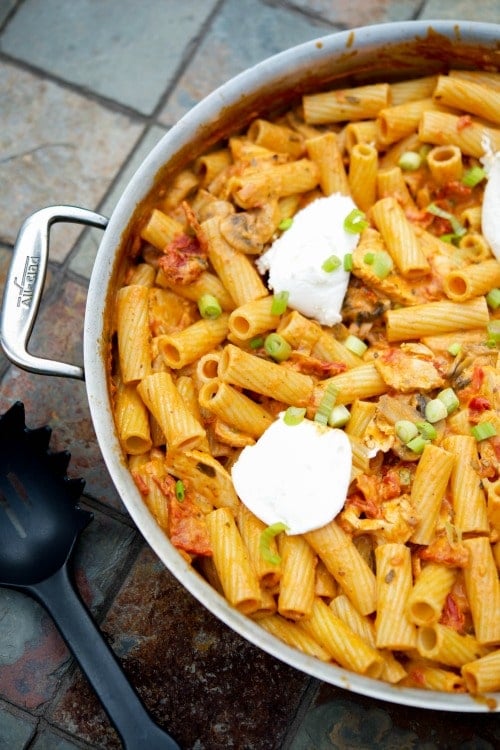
[[0, 206, 108, 380]]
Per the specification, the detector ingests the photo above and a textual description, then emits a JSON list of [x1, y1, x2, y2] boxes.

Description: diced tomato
[[419, 535, 469, 568], [439, 593, 466, 633], [345, 492, 381, 519], [468, 396, 491, 423], [158, 232, 208, 285], [167, 489, 212, 557]]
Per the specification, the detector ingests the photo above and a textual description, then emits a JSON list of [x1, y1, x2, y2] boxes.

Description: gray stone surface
[[70, 124, 167, 280], [421, 0, 500, 22], [0, 61, 143, 261], [286, 0, 424, 26], [159, 0, 336, 126], [0, 0, 219, 114], [0, 702, 36, 750]]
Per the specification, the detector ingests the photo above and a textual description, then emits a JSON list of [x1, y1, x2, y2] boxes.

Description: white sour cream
[[481, 148, 500, 262], [231, 413, 352, 535], [257, 193, 361, 326]]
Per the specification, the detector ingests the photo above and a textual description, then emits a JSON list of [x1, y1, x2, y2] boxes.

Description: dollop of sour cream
[[480, 144, 500, 262], [256, 193, 361, 326], [231, 413, 352, 535]]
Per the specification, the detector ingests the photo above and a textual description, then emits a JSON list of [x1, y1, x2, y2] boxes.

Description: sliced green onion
[[425, 398, 448, 423], [249, 336, 264, 349], [427, 203, 466, 238], [344, 208, 368, 234], [283, 406, 306, 426], [271, 291, 289, 315], [398, 151, 422, 171], [328, 404, 351, 428], [198, 293, 222, 319], [260, 522, 288, 564], [395, 420, 419, 444], [447, 342, 462, 356], [175, 479, 185, 502], [372, 251, 394, 279], [343, 253, 353, 272], [471, 422, 497, 441], [437, 387, 460, 414], [344, 334, 367, 357], [486, 288, 500, 310], [314, 383, 338, 425], [322, 254, 342, 272], [264, 333, 291, 362], [406, 435, 429, 454], [462, 165, 485, 187], [419, 144, 432, 162], [486, 320, 500, 347], [363, 252, 375, 265], [278, 217, 293, 231], [416, 421, 437, 440]]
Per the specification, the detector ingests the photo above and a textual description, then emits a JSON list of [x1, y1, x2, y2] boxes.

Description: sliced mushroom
[[219, 200, 281, 254]]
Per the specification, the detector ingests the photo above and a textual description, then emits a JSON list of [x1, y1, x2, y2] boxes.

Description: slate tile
[[420, 0, 500, 23], [70, 125, 167, 281], [284, 0, 423, 27], [285, 684, 500, 750], [0, 701, 36, 750], [0, 0, 219, 115], [159, 0, 336, 126], [50, 544, 310, 750], [0, 62, 142, 262]]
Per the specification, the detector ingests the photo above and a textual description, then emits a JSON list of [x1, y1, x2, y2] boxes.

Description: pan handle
[[0, 206, 108, 380]]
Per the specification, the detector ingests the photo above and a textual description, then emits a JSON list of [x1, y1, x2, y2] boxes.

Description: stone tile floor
[[1, 1, 500, 748]]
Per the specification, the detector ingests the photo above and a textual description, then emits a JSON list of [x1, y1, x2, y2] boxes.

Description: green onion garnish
[[425, 398, 448, 423], [264, 333, 292, 362], [398, 151, 422, 171], [344, 208, 368, 234], [322, 254, 342, 272], [344, 334, 367, 357], [328, 404, 351, 428], [363, 252, 375, 265], [249, 336, 264, 349], [372, 251, 394, 279], [343, 253, 353, 272], [406, 435, 429, 454], [437, 387, 459, 414], [427, 203, 466, 238], [447, 342, 462, 356], [462, 165, 485, 187], [278, 217, 293, 231], [486, 320, 500, 347], [260, 522, 287, 564], [314, 383, 338, 425], [175, 479, 185, 502], [399, 467, 412, 485], [395, 420, 419, 444], [271, 291, 289, 315], [416, 421, 438, 441], [471, 422, 497, 442], [486, 288, 500, 310], [198, 293, 222, 319], [283, 406, 306, 426]]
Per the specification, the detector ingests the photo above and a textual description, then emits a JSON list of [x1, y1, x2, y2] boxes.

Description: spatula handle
[[30, 565, 180, 750]]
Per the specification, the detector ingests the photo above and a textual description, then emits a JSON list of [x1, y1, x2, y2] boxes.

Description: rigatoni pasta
[[109, 69, 500, 698]]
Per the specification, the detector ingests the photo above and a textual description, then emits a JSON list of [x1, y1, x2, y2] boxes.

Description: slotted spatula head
[[0, 401, 91, 588]]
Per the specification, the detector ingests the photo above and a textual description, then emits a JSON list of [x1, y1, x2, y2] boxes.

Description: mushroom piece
[[219, 200, 281, 254]]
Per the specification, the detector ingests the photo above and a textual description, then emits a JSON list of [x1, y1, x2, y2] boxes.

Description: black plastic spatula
[[0, 402, 180, 749]]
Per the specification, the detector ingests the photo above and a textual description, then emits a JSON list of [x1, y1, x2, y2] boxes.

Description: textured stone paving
[[1, 1, 500, 748]]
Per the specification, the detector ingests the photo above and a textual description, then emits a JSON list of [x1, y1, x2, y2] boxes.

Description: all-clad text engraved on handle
[[1, 205, 108, 380], [14, 256, 40, 309]]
